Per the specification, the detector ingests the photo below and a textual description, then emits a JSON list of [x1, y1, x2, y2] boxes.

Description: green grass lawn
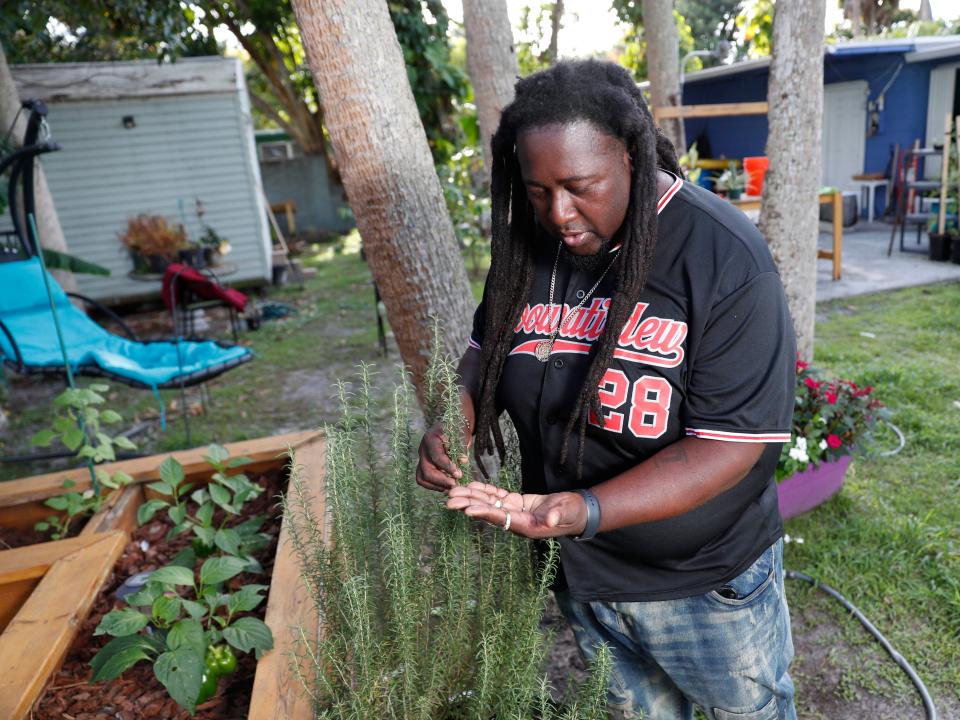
[[2, 238, 957, 713], [785, 283, 960, 714]]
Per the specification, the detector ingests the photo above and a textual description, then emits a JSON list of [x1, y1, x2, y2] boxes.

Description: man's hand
[[446, 481, 588, 539], [415, 422, 468, 492]]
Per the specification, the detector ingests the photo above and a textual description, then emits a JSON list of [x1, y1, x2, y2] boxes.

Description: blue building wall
[[824, 53, 933, 177], [679, 49, 957, 217], [681, 68, 769, 162]]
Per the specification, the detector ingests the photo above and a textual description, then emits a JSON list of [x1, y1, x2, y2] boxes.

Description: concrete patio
[[816, 220, 960, 301]]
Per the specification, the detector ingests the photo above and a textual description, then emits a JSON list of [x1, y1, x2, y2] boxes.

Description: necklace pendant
[[535, 340, 553, 362]]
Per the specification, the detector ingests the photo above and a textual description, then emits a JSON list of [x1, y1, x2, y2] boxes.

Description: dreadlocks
[[472, 59, 682, 478]]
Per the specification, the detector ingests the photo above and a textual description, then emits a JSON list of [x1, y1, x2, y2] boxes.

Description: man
[[416, 60, 797, 720]]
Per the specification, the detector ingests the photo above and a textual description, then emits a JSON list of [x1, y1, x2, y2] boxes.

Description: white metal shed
[[10, 56, 271, 303]]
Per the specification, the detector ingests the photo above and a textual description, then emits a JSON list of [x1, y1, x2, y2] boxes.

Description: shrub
[[284, 356, 610, 719], [777, 358, 889, 480]]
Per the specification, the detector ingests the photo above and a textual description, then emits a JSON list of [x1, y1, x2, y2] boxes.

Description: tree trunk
[[0, 41, 76, 292], [864, 1, 876, 35], [759, 2, 825, 361], [846, 0, 862, 37], [546, 0, 564, 65], [291, 0, 474, 401], [463, 0, 518, 177], [642, 0, 686, 154]]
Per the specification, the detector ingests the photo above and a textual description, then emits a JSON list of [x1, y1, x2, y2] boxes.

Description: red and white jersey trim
[[685, 427, 791, 443], [657, 173, 683, 213]]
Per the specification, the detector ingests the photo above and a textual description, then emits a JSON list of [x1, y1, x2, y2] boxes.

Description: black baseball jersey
[[469, 174, 796, 602]]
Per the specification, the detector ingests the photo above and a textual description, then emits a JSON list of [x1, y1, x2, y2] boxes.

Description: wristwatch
[[573, 488, 601, 542]]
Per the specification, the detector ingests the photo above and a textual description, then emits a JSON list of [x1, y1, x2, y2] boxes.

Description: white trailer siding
[[10, 57, 270, 303]]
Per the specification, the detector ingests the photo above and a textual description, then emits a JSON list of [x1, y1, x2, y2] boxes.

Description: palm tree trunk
[[463, 0, 518, 178], [291, 0, 475, 401], [546, 0, 564, 65], [642, 0, 686, 154], [759, 2, 825, 361]]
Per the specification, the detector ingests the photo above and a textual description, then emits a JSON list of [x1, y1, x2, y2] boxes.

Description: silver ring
[[503, 511, 512, 532]]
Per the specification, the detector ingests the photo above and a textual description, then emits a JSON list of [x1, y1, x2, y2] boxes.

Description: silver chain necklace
[[534, 240, 621, 362]]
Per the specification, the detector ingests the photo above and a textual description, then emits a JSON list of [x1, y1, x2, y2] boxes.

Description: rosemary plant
[[283, 348, 610, 719]]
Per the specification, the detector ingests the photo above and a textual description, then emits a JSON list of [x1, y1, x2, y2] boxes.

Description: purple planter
[[777, 455, 852, 520]]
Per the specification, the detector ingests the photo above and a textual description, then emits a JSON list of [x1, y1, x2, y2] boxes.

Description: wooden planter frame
[[0, 430, 325, 720]]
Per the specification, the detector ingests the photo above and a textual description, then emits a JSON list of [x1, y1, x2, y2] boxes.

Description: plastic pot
[[928, 233, 952, 262]]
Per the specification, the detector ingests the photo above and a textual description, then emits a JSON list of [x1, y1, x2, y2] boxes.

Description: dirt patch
[[0, 519, 79, 550], [788, 592, 958, 720]]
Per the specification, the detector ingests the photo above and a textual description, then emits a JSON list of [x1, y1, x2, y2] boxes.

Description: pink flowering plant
[[776, 359, 888, 481]]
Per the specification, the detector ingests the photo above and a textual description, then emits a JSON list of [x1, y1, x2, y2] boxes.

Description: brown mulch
[[0, 512, 80, 551], [31, 466, 289, 720]]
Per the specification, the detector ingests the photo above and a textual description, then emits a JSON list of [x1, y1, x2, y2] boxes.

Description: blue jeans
[[555, 539, 796, 720]]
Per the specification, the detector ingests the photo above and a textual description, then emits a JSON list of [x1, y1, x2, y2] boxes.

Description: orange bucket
[[743, 156, 769, 196]]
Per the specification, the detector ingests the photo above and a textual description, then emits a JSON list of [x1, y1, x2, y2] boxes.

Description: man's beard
[[559, 238, 616, 274]]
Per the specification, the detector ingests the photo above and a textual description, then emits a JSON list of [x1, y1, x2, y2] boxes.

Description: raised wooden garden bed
[[0, 430, 324, 720]]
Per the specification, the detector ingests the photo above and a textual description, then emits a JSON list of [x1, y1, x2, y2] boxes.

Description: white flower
[[795, 436, 808, 451], [820, 439, 828, 450], [788, 446, 809, 463], [819, 417, 828, 424]]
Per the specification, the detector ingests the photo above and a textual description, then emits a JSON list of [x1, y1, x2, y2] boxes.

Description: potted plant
[[177, 240, 207, 268], [194, 198, 231, 267], [716, 163, 747, 200], [776, 358, 888, 519], [119, 215, 187, 274], [197, 225, 231, 267]]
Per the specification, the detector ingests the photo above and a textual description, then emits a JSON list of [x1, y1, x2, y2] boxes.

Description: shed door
[[822, 81, 868, 192], [924, 62, 960, 179]]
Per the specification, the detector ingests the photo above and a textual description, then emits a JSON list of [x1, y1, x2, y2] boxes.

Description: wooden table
[[731, 191, 843, 281]]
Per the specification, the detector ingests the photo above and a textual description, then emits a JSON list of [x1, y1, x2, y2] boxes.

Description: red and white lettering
[[615, 303, 687, 368], [587, 369, 629, 432], [514, 300, 687, 369], [589, 371, 672, 439], [628, 376, 672, 438]]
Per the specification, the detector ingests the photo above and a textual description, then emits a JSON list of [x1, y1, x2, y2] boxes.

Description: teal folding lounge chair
[[0, 99, 252, 457], [0, 257, 252, 390]]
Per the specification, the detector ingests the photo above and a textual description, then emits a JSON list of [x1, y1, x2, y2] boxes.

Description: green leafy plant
[[678, 141, 703, 184], [89, 554, 273, 714], [88, 442, 275, 713], [136, 445, 267, 564], [436, 111, 491, 280], [31, 383, 137, 539], [777, 358, 890, 481], [282, 348, 610, 718], [715, 162, 747, 196]]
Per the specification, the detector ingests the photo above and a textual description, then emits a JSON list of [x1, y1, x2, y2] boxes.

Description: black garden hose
[[785, 569, 937, 720]]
